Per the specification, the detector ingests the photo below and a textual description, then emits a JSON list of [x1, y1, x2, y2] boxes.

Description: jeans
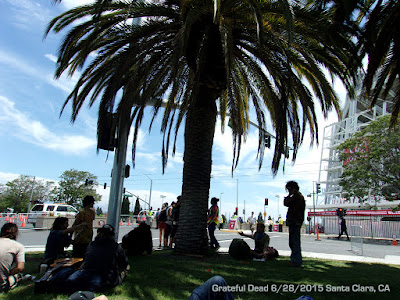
[[188, 276, 234, 300], [288, 224, 302, 266], [208, 222, 219, 248], [65, 269, 103, 292]]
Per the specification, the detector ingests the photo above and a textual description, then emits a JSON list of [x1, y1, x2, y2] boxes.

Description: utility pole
[[236, 178, 239, 217], [27, 176, 36, 213]]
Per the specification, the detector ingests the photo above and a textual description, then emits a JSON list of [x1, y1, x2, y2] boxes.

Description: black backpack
[[229, 238, 250, 259]]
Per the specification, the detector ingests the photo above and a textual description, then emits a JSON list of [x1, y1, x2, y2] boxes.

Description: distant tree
[[56, 169, 101, 207], [133, 197, 141, 216], [338, 115, 400, 210], [0, 175, 57, 213], [121, 196, 130, 215], [96, 206, 103, 216]]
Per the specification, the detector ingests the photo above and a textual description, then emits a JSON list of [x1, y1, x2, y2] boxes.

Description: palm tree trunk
[[175, 85, 218, 254]]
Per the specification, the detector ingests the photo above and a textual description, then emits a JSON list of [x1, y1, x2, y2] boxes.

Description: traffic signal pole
[[107, 111, 130, 241], [313, 181, 316, 234]]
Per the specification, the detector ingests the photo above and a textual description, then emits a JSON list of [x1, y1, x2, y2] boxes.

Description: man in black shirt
[[283, 181, 305, 267]]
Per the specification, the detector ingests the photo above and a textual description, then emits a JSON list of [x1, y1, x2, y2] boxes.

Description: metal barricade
[[351, 225, 363, 256]]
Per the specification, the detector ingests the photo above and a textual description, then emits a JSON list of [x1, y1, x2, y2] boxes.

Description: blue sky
[[0, 0, 346, 220]]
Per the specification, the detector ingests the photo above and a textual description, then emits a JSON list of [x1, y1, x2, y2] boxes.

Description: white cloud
[[0, 172, 20, 184], [0, 49, 78, 94], [44, 53, 57, 63], [60, 0, 95, 10], [3, 0, 52, 30], [0, 96, 95, 155]]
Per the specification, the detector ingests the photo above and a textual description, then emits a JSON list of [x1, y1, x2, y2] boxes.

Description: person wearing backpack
[[157, 203, 168, 248]]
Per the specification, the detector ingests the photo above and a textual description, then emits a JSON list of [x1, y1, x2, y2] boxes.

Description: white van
[[27, 203, 78, 227]]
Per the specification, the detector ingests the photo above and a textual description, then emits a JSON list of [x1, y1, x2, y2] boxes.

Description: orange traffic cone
[[120, 218, 123, 226], [21, 217, 26, 228], [128, 218, 131, 226], [392, 235, 398, 246]]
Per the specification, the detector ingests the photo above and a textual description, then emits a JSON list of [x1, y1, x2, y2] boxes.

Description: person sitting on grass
[[61, 224, 129, 293], [42, 217, 87, 266], [238, 223, 278, 259], [0, 223, 25, 293]]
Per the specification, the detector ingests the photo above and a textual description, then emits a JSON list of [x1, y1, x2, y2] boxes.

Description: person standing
[[157, 203, 167, 247], [72, 195, 96, 257], [283, 181, 305, 268], [0, 223, 25, 292], [248, 212, 256, 234], [207, 197, 220, 250], [170, 196, 181, 248], [268, 216, 273, 232], [155, 208, 160, 229], [337, 216, 350, 240], [278, 216, 284, 232], [164, 202, 174, 248]]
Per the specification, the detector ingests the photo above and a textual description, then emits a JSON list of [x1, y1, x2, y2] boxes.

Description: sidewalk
[[220, 229, 400, 265]]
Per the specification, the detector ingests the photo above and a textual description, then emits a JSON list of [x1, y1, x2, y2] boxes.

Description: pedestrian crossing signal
[[265, 198, 268, 206]]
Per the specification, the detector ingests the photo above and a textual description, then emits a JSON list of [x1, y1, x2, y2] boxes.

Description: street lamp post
[[275, 194, 280, 218], [160, 195, 166, 206], [143, 174, 153, 210], [236, 178, 239, 217]]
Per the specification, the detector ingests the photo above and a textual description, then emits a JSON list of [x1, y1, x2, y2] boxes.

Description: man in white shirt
[[248, 212, 257, 234], [0, 222, 25, 292]]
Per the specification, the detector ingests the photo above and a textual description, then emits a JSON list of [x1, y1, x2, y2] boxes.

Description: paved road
[[17, 225, 400, 265]]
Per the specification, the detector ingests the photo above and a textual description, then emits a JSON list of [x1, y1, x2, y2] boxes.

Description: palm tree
[[47, 0, 359, 254], [360, 0, 400, 127]]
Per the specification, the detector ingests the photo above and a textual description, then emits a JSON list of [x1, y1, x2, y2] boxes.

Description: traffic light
[[316, 183, 321, 194], [265, 198, 268, 206], [125, 164, 130, 178], [336, 208, 344, 217], [235, 207, 238, 215], [85, 179, 89, 186], [264, 135, 271, 148], [104, 183, 107, 189]]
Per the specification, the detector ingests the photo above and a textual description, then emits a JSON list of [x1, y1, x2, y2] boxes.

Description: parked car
[[27, 203, 78, 227]]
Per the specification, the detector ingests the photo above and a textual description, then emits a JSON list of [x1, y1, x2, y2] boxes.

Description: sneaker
[[23, 274, 36, 281]]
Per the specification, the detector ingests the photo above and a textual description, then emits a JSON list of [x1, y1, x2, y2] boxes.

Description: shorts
[[164, 223, 172, 238], [159, 221, 165, 229], [171, 224, 178, 238]]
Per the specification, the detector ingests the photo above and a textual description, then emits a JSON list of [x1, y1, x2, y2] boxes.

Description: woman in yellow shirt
[[72, 195, 95, 257]]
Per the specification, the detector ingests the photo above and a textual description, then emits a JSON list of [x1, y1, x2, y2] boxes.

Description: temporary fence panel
[[351, 225, 363, 256], [308, 210, 400, 239]]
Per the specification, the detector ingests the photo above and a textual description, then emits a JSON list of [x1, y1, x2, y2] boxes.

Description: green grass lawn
[[3, 250, 400, 300]]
